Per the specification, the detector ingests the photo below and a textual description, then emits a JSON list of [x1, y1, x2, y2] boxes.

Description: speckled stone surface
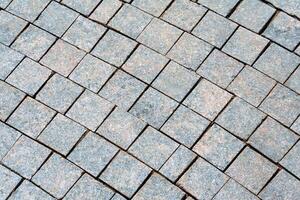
[[90, 0, 122, 24], [0, 165, 21, 200], [132, 0, 172, 17], [286, 67, 300, 94], [0, 122, 21, 160], [291, 117, 300, 134], [280, 141, 300, 179], [197, 0, 239, 16], [62, 0, 101, 15], [0, 0, 12, 8]]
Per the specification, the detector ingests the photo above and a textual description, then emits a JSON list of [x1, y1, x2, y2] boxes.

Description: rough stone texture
[[0, 122, 21, 160], [0, 165, 21, 200], [0, 0, 12, 8], [111, 193, 127, 200], [132, 0, 172, 17], [291, 117, 300, 134], [197, 0, 239, 16], [286, 66, 300, 94], [90, 0, 122, 24], [62, 0, 101, 15], [267, 0, 300, 18], [280, 141, 300, 179]]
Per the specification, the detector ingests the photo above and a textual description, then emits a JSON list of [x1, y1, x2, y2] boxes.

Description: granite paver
[[132, 0, 172, 17], [0, 165, 21, 200], [0, 122, 21, 160], [90, 0, 122, 24], [280, 141, 300, 179]]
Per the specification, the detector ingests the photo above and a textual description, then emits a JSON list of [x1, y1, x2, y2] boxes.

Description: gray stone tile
[[7, 97, 55, 138], [111, 193, 127, 200], [161, 105, 209, 147], [130, 87, 178, 128], [228, 66, 276, 106], [100, 151, 151, 198], [92, 30, 137, 66], [67, 90, 114, 131], [184, 79, 232, 120], [194, 124, 244, 170], [193, 11, 237, 48], [36, 74, 83, 113], [259, 84, 300, 126], [38, 114, 86, 155], [197, 0, 239, 16], [216, 97, 265, 140], [33, 154, 82, 199], [167, 33, 213, 70], [178, 157, 229, 199], [280, 141, 300, 179], [132, 0, 172, 17], [137, 18, 183, 54], [296, 45, 300, 56], [68, 132, 118, 176], [226, 147, 277, 194], [291, 117, 300, 134], [90, 0, 122, 24], [129, 126, 179, 170], [97, 107, 146, 149], [3, 136, 51, 179], [0, 0, 12, 8], [0, 165, 21, 200], [0, 122, 21, 160], [266, 0, 300, 18], [286, 66, 300, 94], [263, 12, 300, 50], [62, 0, 101, 15], [223, 27, 269, 64]]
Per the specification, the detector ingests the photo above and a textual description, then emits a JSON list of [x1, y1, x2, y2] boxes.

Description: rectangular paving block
[[280, 141, 300, 179], [197, 0, 239, 16], [267, 0, 300, 18], [286, 66, 300, 94], [62, 0, 101, 15], [291, 116, 300, 135], [0, 165, 21, 200], [90, 0, 122, 24], [132, 0, 172, 17], [0, 122, 21, 160], [0, 0, 12, 8]]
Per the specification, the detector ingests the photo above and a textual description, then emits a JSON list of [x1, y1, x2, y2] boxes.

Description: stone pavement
[[0, 0, 300, 199]]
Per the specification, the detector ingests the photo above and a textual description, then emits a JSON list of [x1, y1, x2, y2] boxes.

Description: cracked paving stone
[[286, 66, 300, 94], [280, 141, 300, 179], [0, 122, 21, 160], [0, 165, 21, 200], [197, 0, 239, 16], [90, 0, 122, 24], [132, 0, 172, 17], [62, 0, 101, 16]]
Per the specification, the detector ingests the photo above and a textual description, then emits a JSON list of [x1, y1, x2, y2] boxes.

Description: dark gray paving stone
[[0, 165, 21, 200], [280, 141, 300, 179], [197, 0, 239, 16], [62, 0, 101, 15], [291, 117, 300, 134], [0, 122, 21, 160], [90, 0, 122, 24], [132, 0, 172, 17], [286, 66, 300, 94]]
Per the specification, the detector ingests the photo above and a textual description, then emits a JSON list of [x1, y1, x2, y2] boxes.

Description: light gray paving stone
[[193, 124, 244, 170], [178, 157, 229, 199], [160, 145, 196, 182], [162, 0, 206, 31], [62, 0, 101, 15], [249, 117, 298, 162], [263, 12, 300, 50], [161, 105, 209, 147], [63, 16, 106, 52], [132, 0, 172, 17], [33, 154, 82, 199], [64, 174, 115, 200], [0, 81, 25, 121], [92, 30, 137, 66], [2, 136, 51, 179], [0, 165, 21, 200], [7, 97, 55, 138], [66, 90, 114, 131], [291, 117, 300, 134], [267, 0, 300, 18], [129, 126, 179, 170], [226, 147, 277, 194], [254, 43, 300, 83], [197, 0, 239, 16], [230, 0, 275, 32], [259, 84, 300, 126], [132, 173, 185, 200], [111, 193, 127, 200], [280, 141, 300, 179], [296, 45, 300, 56], [223, 27, 269, 64], [0, 10, 27, 46], [216, 97, 265, 140], [130, 87, 178, 128], [259, 170, 300, 200], [36, 74, 83, 113], [38, 114, 86, 156], [99, 70, 146, 110], [184, 79, 232, 120], [167, 33, 213, 70], [137, 18, 183, 54], [0, 122, 21, 160], [100, 151, 151, 198], [109, 4, 152, 39], [228, 66, 276, 106], [41, 39, 85, 77], [0, 0, 12, 8], [90, 0, 122, 24], [193, 11, 237, 48], [286, 66, 300, 94], [68, 132, 118, 176]]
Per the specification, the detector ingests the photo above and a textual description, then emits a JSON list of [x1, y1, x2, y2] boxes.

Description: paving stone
[[64, 174, 115, 200], [100, 151, 151, 198], [249, 117, 298, 162], [263, 12, 300, 50], [197, 49, 243, 88], [296, 45, 300, 56], [167, 33, 213, 70], [194, 124, 244, 170], [216, 97, 265, 140], [0, 10, 27, 45], [92, 30, 137, 66], [254, 43, 300, 83], [68, 132, 118, 176], [66, 90, 114, 131], [193, 11, 237, 48], [63, 16, 106, 52], [223, 27, 269, 64], [137, 18, 183, 54], [0, 81, 25, 121], [162, 0, 206, 31], [99, 70, 146, 110], [7, 97, 55, 138], [132, 0, 172, 17], [226, 147, 277, 194], [286, 66, 300, 94], [62, 0, 101, 15], [197, 0, 239, 16], [184, 79, 232, 120], [0, 0, 12, 8], [2, 136, 51, 179], [291, 117, 300, 134], [230, 0, 275, 32], [90, 0, 122, 24], [0, 122, 21, 160], [33, 154, 82, 199], [0, 165, 21, 200], [259, 170, 300, 200], [280, 141, 300, 179], [259, 84, 300, 126], [178, 157, 229, 199], [160, 145, 196, 181], [132, 173, 185, 200], [161, 105, 209, 147], [38, 114, 86, 156], [267, 0, 300, 18], [228, 66, 276, 106], [111, 193, 127, 200], [130, 87, 178, 128], [129, 126, 179, 170]]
